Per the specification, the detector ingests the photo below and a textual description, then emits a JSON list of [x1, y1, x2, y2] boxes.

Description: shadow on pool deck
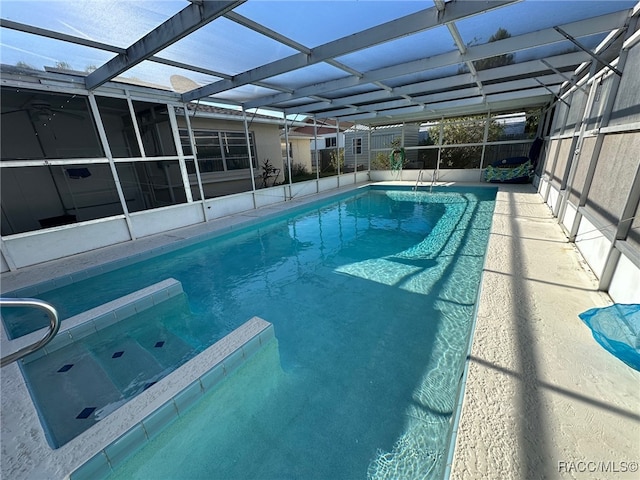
[[451, 185, 640, 480]]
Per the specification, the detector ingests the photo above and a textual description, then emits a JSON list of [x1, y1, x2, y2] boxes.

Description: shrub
[[329, 149, 344, 172], [291, 163, 309, 177]]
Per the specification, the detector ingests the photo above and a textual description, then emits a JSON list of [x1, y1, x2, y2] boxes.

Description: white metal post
[[182, 104, 207, 218], [88, 93, 136, 240], [167, 105, 193, 203], [313, 116, 320, 192], [126, 94, 146, 158], [242, 107, 258, 209], [283, 115, 293, 200]]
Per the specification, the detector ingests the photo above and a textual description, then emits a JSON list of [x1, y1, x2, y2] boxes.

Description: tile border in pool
[[67, 316, 275, 480], [3, 279, 185, 363], [1, 185, 371, 299]]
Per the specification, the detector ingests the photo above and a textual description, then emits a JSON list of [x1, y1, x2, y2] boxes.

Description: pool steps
[[3, 278, 184, 364], [2, 277, 276, 480], [6, 278, 276, 478], [66, 316, 275, 480]]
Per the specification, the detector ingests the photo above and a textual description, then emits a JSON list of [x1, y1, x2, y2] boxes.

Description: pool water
[[13, 186, 496, 478]]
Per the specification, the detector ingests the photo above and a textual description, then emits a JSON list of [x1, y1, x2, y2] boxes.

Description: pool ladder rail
[[0, 298, 60, 367], [413, 170, 438, 192], [413, 170, 425, 191]]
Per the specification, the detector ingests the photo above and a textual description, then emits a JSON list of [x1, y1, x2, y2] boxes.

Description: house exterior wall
[[345, 125, 420, 168], [285, 137, 313, 174]]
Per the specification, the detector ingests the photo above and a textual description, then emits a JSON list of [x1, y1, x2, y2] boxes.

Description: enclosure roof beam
[[181, 0, 517, 102], [539, 59, 588, 94], [85, 0, 246, 90], [433, 0, 486, 102], [312, 74, 565, 119], [533, 78, 570, 106], [244, 10, 627, 110], [0, 17, 299, 95], [553, 26, 624, 76], [336, 86, 558, 123], [274, 49, 590, 115], [0, 19, 124, 54], [225, 11, 371, 82]]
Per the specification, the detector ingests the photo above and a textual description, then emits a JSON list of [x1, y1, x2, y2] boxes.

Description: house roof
[[1, 1, 637, 126]]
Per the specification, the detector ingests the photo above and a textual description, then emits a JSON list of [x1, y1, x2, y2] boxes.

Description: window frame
[[180, 128, 257, 174]]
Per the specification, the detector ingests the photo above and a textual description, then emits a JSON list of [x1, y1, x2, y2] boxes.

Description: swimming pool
[[6, 185, 496, 478]]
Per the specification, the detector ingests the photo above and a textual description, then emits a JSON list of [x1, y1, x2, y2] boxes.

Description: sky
[[0, 0, 636, 116]]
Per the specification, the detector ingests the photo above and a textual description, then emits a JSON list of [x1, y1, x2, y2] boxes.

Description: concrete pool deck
[[450, 184, 640, 479], [1, 181, 638, 479]]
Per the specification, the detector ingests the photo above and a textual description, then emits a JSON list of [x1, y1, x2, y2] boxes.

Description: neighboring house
[[281, 130, 313, 177], [344, 124, 420, 168], [291, 118, 351, 173], [179, 103, 285, 197]]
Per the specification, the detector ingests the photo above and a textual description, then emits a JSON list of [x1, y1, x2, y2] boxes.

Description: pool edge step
[[66, 316, 275, 480], [5, 278, 184, 364]]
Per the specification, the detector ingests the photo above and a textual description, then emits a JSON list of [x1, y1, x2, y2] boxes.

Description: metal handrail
[[1, 298, 60, 367], [413, 170, 424, 191]]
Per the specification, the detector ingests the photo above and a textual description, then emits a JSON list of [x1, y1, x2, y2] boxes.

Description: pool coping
[[67, 316, 275, 480], [2, 278, 184, 362]]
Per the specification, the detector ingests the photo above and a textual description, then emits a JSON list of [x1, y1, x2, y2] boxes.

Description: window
[[325, 137, 337, 148], [95, 96, 141, 158], [180, 129, 257, 173], [132, 101, 177, 157], [352, 137, 362, 154], [1, 87, 103, 161]]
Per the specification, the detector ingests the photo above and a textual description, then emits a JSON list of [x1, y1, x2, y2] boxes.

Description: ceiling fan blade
[[1, 109, 27, 116], [50, 108, 86, 120]]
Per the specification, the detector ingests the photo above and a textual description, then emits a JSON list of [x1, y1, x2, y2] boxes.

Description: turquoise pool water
[[9, 186, 496, 478]]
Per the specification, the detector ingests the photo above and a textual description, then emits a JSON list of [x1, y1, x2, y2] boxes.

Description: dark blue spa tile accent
[[57, 364, 74, 373], [154, 341, 165, 348], [143, 382, 157, 391], [111, 351, 124, 359], [76, 407, 96, 420]]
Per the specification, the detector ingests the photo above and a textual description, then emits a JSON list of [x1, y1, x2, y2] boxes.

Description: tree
[[55, 61, 73, 71], [328, 148, 344, 172], [473, 28, 514, 71], [16, 61, 37, 70], [458, 27, 515, 74], [428, 115, 505, 168]]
